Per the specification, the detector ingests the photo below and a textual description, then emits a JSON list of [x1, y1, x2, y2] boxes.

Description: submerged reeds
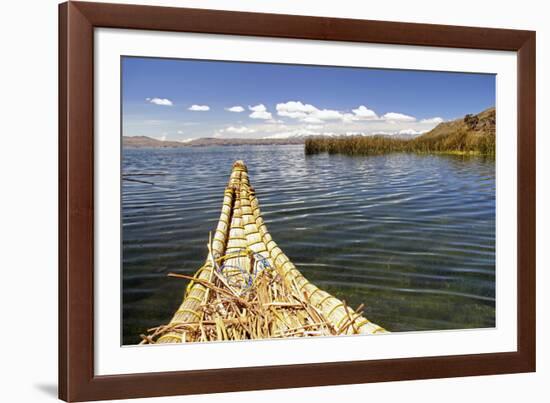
[[141, 160, 386, 344]]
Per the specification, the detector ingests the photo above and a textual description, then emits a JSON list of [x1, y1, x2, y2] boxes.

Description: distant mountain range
[[123, 133, 420, 148], [123, 136, 306, 148]]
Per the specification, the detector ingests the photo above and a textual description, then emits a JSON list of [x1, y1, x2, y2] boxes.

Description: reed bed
[[305, 109, 496, 157], [141, 160, 386, 344], [305, 131, 495, 156]]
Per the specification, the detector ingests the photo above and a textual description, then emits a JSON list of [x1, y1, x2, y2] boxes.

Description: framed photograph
[[59, 1, 536, 401]]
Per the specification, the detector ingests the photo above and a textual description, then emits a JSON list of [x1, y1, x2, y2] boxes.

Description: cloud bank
[[134, 98, 447, 141]]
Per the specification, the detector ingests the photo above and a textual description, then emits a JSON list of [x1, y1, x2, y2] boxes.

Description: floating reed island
[[305, 107, 495, 157], [141, 161, 386, 344]]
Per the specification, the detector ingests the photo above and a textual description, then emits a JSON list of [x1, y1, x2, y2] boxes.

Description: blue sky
[[122, 57, 495, 141]]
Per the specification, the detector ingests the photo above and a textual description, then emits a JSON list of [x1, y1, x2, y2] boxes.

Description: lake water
[[122, 145, 495, 345]]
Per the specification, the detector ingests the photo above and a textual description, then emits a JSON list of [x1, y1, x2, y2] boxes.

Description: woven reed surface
[[142, 161, 386, 344]]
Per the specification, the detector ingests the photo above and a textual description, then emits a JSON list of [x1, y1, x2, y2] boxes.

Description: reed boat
[[142, 161, 386, 344]]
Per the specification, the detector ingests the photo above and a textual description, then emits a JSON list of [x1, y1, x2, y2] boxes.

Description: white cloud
[[226, 106, 245, 113], [301, 116, 324, 124], [188, 104, 210, 111], [248, 104, 273, 120], [351, 105, 379, 120], [341, 113, 355, 123], [276, 102, 422, 127], [306, 124, 323, 130], [383, 112, 416, 122], [420, 117, 444, 124], [277, 100, 384, 124], [249, 104, 267, 112], [223, 126, 256, 134], [314, 109, 343, 121], [276, 101, 318, 119], [146, 97, 173, 106], [398, 129, 424, 135], [276, 101, 344, 122]]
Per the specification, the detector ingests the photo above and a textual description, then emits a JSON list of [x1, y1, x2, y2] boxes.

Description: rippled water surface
[[122, 145, 495, 345]]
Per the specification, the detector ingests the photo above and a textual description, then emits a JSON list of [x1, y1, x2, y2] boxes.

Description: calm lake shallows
[[122, 145, 495, 345]]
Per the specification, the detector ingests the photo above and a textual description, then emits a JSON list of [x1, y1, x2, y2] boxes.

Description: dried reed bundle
[[141, 161, 386, 344]]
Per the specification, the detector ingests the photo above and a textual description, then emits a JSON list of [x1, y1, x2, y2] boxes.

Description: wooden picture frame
[[59, 1, 536, 401]]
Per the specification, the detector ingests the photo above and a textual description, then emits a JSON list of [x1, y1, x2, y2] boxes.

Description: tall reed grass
[[304, 130, 495, 157]]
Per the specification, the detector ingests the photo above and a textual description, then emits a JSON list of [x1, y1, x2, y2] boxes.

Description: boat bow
[[143, 160, 386, 344]]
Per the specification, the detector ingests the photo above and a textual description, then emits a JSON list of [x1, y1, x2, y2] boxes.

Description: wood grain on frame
[[59, 1, 536, 401]]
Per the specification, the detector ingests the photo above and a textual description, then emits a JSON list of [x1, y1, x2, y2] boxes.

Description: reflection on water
[[122, 145, 495, 345]]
